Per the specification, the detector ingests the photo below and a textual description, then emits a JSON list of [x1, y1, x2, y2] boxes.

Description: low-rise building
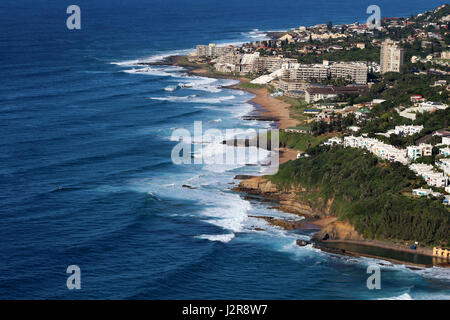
[[344, 136, 408, 165], [409, 163, 448, 188], [323, 137, 343, 146], [407, 143, 433, 160], [305, 86, 367, 103], [439, 147, 450, 157], [437, 159, 450, 177]]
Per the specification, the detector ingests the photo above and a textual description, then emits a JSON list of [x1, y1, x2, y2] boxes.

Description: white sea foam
[[164, 85, 179, 92], [196, 233, 235, 243], [240, 29, 269, 41], [123, 66, 183, 78], [148, 94, 236, 104], [110, 49, 193, 66], [178, 77, 223, 93], [415, 266, 450, 281], [379, 293, 413, 300]]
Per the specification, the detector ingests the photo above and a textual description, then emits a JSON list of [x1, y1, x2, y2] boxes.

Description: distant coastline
[[138, 3, 450, 268]]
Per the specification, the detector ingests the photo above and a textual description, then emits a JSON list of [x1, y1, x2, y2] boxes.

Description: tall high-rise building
[[380, 39, 404, 74]]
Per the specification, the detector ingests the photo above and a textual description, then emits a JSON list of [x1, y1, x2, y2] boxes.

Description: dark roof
[[306, 86, 368, 95]]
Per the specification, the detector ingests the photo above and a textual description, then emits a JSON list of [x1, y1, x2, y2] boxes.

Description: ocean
[[0, 0, 449, 299]]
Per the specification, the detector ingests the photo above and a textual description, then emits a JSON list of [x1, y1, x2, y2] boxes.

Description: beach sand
[[244, 86, 299, 130], [165, 57, 299, 129]]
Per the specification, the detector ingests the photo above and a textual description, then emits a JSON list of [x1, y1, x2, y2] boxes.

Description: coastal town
[[158, 4, 450, 264]]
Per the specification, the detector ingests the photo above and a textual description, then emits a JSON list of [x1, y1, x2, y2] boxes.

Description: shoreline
[[233, 176, 449, 268], [149, 55, 301, 163], [148, 55, 449, 268], [147, 55, 299, 129]]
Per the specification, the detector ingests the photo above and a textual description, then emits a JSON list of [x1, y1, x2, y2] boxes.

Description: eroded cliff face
[[234, 176, 325, 218], [234, 176, 364, 241], [312, 221, 364, 241]]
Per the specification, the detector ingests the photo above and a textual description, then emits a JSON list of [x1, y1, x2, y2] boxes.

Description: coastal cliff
[[234, 176, 320, 218], [233, 176, 364, 241]]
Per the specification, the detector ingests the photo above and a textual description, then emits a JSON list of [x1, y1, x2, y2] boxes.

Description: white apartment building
[[280, 64, 329, 82], [419, 101, 448, 110], [380, 39, 404, 74], [196, 44, 235, 58], [440, 147, 450, 157], [343, 136, 408, 165], [393, 125, 424, 136], [437, 159, 450, 177], [329, 62, 368, 85], [280, 62, 368, 87], [409, 163, 448, 188], [323, 137, 343, 146], [407, 144, 432, 161], [442, 136, 450, 145]]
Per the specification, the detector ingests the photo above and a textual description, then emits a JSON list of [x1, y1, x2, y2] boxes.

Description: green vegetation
[[269, 147, 450, 246], [275, 96, 309, 122], [264, 131, 331, 151], [239, 82, 266, 90]]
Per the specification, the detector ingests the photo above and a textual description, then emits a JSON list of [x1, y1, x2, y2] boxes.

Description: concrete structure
[[443, 136, 450, 146], [280, 64, 329, 83], [409, 163, 448, 188], [440, 147, 450, 157], [412, 188, 433, 197], [323, 137, 343, 146], [407, 144, 432, 161], [433, 247, 450, 258], [344, 136, 409, 165], [305, 86, 368, 103], [196, 43, 235, 58], [380, 39, 404, 74], [329, 62, 368, 85], [437, 159, 450, 177], [385, 125, 424, 137]]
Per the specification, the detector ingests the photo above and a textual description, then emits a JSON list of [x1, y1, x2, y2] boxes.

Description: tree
[[327, 21, 333, 31]]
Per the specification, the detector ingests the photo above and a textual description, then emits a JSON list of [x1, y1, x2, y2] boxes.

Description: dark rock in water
[[254, 227, 265, 231], [234, 175, 255, 180], [406, 266, 423, 271], [296, 239, 310, 247], [182, 184, 197, 189], [378, 263, 393, 267]]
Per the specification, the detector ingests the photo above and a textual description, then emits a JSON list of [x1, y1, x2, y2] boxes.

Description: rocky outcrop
[[312, 220, 364, 241], [249, 215, 321, 230], [296, 240, 311, 247], [233, 176, 325, 218], [234, 176, 365, 241]]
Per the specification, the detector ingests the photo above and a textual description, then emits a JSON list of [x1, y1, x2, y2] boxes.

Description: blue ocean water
[[1, 0, 449, 299]]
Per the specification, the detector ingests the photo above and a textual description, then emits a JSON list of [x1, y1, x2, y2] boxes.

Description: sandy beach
[[241, 85, 299, 130], [164, 56, 301, 163], [165, 56, 299, 129]]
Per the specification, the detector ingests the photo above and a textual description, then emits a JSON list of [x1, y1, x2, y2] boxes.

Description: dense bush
[[269, 147, 450, 246]]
